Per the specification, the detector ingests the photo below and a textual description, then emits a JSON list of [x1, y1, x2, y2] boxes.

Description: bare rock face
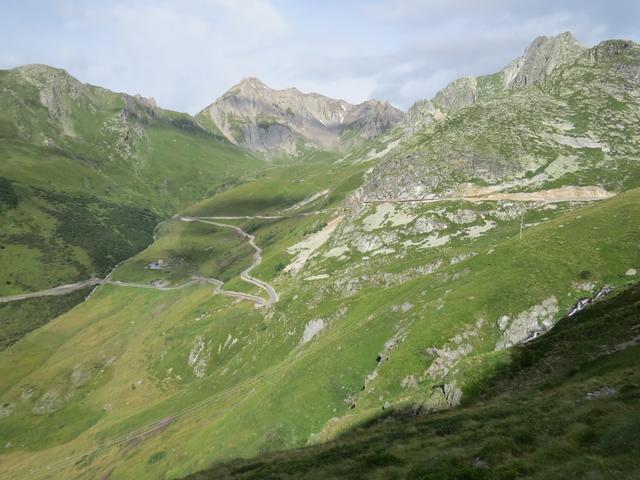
[[197, 78, 404, 155], [404, 32, 584, 131], [432, 77, 479, 111], [495, 297, 559, 350], [405, 99, 445, 131], [504, 32, 585, 87]]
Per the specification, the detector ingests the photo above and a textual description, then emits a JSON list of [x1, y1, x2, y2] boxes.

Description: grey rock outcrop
[[495, 297, 559, 350], [433, 77, 479, 111], [582, 39, 640, 85], [503, 32, 584, 87], [404, 32, 584, 131], [16, 64, 84, 136], [197, 77, 404, 155]]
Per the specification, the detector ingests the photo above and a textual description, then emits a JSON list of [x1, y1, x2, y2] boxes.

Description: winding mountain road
[[0, 187, 612, 306], [0, 217, 280, 308], [0, 277, 210, 304], [180, 216, 279, 305], [0, 278, 102, 303]]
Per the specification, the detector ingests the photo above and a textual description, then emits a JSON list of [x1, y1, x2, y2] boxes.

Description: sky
[[1, 0, 638, 113]]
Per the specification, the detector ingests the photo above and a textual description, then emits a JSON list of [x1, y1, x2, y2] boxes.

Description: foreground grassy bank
[[187, 282, 640, 480]]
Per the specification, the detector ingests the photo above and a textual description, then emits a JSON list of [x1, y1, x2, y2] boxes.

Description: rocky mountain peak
[[503, 31, 584, 87], [404, 32, 586, 130], [231, 77, 271, 94], [197, 78, 405, 155]]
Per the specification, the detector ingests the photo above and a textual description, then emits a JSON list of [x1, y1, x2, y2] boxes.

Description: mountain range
[[0, 31, 639, 480]]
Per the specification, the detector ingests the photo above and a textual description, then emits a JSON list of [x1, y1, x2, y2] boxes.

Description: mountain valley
[[0, 31, 639, 480]]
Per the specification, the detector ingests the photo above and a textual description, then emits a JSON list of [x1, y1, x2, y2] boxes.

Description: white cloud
[[209, 0, 290, 36]]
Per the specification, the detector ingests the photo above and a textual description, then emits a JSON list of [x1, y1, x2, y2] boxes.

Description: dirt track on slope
[[363, 186, 615, 204]]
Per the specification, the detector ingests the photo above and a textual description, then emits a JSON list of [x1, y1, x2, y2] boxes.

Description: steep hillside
[[196, 78, 405, 155], [355, 37, 640, 203], [188, 281, 640, 480], [0, 173, 637, 478], [0, 64, 263, 346]]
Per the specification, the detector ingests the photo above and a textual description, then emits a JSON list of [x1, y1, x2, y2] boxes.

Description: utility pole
[[519, 207, 525, 240]]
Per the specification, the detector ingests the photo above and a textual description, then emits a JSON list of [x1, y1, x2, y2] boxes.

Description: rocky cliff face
[[405, 32, 585, 130], [503, 31, 585, 87], [353, 35, 640, 203], [197, 78, 405, 155]]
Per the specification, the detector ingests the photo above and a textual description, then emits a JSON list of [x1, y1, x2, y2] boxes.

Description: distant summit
[[197, 78, 405, 155]]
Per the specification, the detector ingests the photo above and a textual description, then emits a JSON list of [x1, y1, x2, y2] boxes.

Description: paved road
[[0, 215, 280, 307], [181, 216, 280, 305], [0, 278, 103, 303], [0, 277, 212, 304]]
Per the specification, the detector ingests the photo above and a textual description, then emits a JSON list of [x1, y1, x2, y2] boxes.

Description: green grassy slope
[[0, 65, 264, 346], [0, 182, 637, 479], [0, 65, 262, 295], [188, 281, 640, 480]]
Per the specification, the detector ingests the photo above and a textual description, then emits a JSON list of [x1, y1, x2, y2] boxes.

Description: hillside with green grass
[[188, 280, 640, 480], [0, 65, 265, 346], [0, 180, 637, 479], [0, 32, 639, 480]]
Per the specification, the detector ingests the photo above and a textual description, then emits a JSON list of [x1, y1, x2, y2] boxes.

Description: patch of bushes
[[39, 190, 159, 277], [148, 451, 167, 465], [0, 177, 18, 211]]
